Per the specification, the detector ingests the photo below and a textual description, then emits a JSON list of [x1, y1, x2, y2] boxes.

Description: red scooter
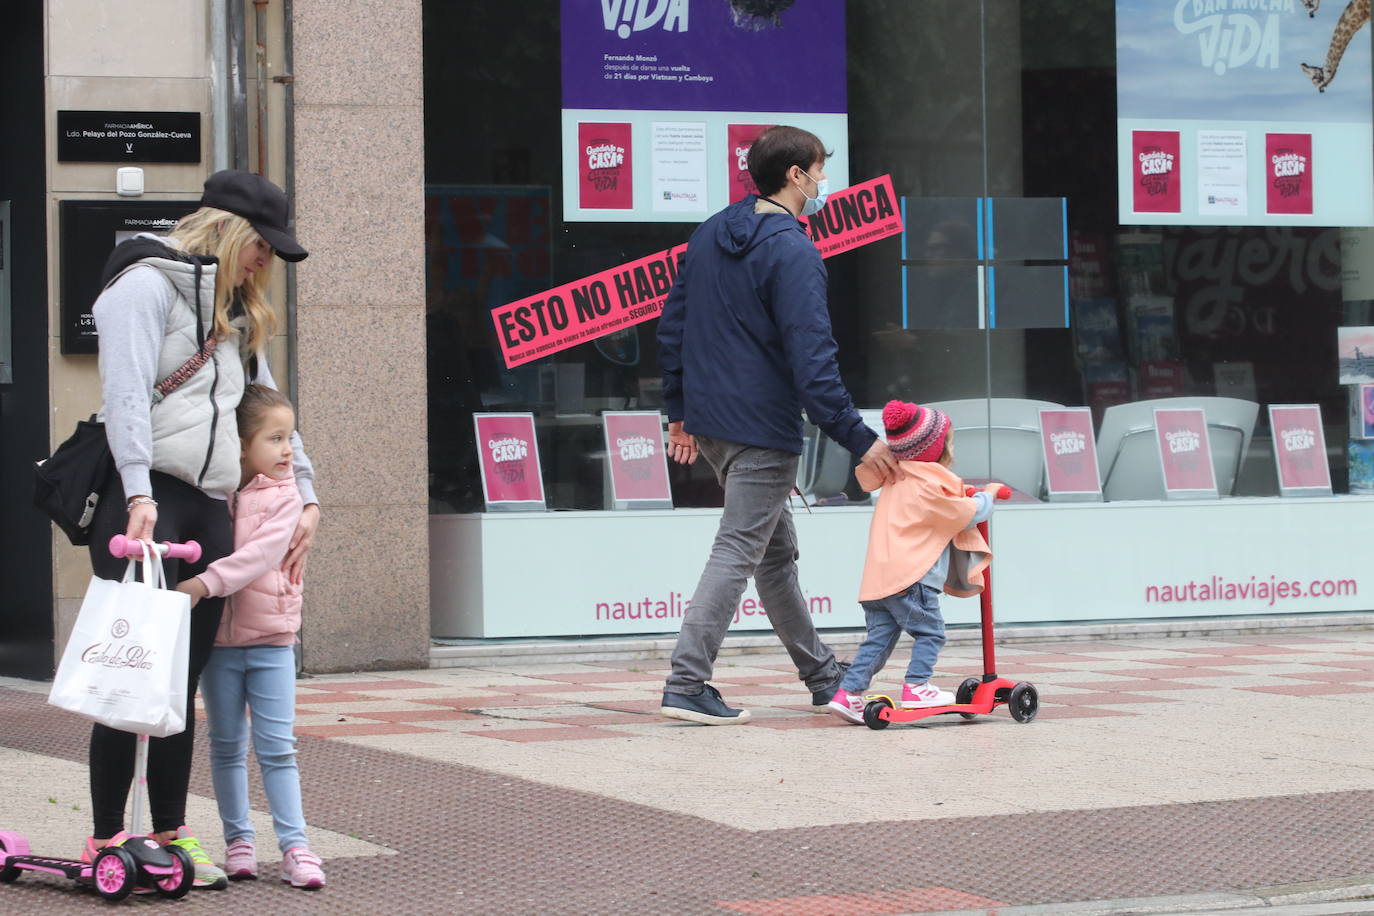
[[862, 486, 1039, 729]]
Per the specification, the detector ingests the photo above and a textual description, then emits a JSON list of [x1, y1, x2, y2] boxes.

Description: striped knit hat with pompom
[[882, 400, 950, 463]]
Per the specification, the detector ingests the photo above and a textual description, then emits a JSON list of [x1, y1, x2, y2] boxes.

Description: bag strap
[[151, 337, 217, 405], [150, 259, 214, 405]]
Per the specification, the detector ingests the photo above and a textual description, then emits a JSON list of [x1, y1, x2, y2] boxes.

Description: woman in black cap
[[79, 169, 317, 889]]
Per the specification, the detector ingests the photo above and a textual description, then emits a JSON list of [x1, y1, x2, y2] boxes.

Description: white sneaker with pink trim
[[826, 687, 866, 724], [901, 681, 955, 708], [281, 847, 326, 889]]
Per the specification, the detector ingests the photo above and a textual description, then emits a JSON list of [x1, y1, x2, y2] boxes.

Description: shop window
[[423, 0, 1359, 511]]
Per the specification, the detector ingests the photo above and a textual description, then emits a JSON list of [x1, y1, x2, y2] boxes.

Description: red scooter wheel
[[863, 697, 893, 730], [956, 677, 981, 719], [1008, 682, 1039, 723]]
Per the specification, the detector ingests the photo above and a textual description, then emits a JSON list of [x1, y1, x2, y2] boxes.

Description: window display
[[424, 0, 1359, 513]]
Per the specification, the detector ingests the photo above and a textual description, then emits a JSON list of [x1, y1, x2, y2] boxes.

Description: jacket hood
[[714, 196, 806, 256], [100, 236, 217, 287]]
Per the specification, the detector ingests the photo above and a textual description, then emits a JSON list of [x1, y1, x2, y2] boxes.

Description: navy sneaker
[[811, 660, 851, 707], [660, 684, 751, 725]]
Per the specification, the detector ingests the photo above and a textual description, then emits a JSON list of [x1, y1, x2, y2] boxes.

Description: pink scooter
[[0, 537, 201, 902]]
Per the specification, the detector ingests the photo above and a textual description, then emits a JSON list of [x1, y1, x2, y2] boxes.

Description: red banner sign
[[492, 175, 905, 368]]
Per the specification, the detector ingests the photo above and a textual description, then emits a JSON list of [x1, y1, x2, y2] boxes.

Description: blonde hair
[[168, 207, 277, 354]]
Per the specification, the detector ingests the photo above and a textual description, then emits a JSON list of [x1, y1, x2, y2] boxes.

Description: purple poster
[[561, 0, 846, 114]]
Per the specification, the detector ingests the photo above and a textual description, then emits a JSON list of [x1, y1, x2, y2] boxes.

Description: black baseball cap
[[199, 169, 309, 262]]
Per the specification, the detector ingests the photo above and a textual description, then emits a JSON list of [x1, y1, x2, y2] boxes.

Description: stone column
[[291, 0, 429, 671]]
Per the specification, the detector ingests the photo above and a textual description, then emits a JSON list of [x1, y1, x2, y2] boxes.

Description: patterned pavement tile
[[1028, 706, 1138, 720], [1104, 666, 1264, 679], [714, 887, 1006, 914], [461, 725, 632, 742], [1240, 682, 1374, 696], [1038, 691, 1178, 706], [1059, 679, 1214, 692]]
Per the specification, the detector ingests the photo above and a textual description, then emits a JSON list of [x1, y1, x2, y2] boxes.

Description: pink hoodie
[[198, 472, 305, 647]]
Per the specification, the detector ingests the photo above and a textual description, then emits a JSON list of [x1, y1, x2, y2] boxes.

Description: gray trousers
[[665, 436, 840, 695]]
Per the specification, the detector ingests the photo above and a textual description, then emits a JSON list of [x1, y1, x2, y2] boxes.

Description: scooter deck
[[863, 697, 999, 724], [3, 854, 90, 881]]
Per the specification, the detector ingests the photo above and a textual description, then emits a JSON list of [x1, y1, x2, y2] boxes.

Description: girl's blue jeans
[[840, 582, 946, 693], [199, 644, 308, 853]]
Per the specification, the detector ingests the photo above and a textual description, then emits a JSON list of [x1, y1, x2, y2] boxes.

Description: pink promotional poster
[[602, 411, 672, 506], [1152, 408, 1217, 497], [727, 124, 770, 204], [1269, 404, 1331, 495], [473, 413, 545, 509], [1132, 131, 1181, 214], [1038, 408, 1102, 500], [578, 122, 633, 210], [1266, 133, 1313, 215]]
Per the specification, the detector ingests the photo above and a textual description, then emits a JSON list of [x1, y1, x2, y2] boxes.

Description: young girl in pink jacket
[[176, 385, 325, 889], [827, 400, 1001, 724]]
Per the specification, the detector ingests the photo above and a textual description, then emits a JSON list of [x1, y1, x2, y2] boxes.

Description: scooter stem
[[978, 518, 997, 679]]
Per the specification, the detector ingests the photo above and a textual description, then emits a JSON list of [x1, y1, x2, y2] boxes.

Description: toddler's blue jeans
[[840, 582, 946, 693]]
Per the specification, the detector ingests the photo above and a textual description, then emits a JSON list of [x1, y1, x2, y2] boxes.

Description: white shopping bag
[[48, 542, 191, 737]]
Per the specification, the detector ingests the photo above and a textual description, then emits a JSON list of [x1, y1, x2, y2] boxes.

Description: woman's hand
[[125, 500, 157, 542], [284, 503, 320, 585], [667, 421, 698, 465]]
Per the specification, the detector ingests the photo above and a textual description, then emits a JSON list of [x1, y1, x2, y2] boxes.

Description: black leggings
[[86, 471, 232, 838]]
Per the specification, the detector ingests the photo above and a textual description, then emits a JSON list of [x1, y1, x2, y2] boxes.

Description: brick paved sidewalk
[[4, 630, 1374, 913]]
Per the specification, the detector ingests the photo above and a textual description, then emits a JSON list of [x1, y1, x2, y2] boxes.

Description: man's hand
[[283, 504, 320, 586], [667, 421, 698, 465], [859, 438, 900, 486], [175, 576, 209, 609]]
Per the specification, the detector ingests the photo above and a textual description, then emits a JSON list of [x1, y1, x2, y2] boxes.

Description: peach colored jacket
[[855, 461, 991, 602]]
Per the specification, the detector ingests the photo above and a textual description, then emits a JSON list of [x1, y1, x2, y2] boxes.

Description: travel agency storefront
[[422, 0, 1374, 645]]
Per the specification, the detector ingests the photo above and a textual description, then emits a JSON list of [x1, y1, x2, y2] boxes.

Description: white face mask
[[799, 170, 830, 217]]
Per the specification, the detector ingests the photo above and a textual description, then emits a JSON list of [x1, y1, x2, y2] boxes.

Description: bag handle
[[118, 539, 168, 591]]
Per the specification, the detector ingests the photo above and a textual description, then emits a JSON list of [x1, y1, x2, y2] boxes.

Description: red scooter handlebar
[[966, 485, 1012, 500]]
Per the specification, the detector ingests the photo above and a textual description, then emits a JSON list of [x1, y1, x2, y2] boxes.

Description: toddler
[[176, 385, 325, 888], [827, 400, 999, 724]]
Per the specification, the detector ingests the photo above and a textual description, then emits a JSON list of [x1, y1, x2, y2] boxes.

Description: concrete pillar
[[290, 0, 429, 671]]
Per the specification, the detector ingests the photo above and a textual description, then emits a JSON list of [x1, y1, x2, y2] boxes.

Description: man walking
[[657, 125, 899, 725]]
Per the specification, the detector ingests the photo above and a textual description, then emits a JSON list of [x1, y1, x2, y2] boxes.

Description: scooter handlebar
[[965, 485, 1012, 500], [108, 535, 202, 564]]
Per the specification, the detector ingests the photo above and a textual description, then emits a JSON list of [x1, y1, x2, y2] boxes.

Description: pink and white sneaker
[[826, 687, 866, 724], [901, 681, 955, 708], [224, 837, 257, 880], [281, 847, 326, 889]]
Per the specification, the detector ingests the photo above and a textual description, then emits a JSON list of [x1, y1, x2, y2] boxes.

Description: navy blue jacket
[[658, 197, 876, 457]]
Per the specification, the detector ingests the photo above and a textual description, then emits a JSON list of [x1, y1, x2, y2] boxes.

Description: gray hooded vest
[[100, 253, 246, 495]]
